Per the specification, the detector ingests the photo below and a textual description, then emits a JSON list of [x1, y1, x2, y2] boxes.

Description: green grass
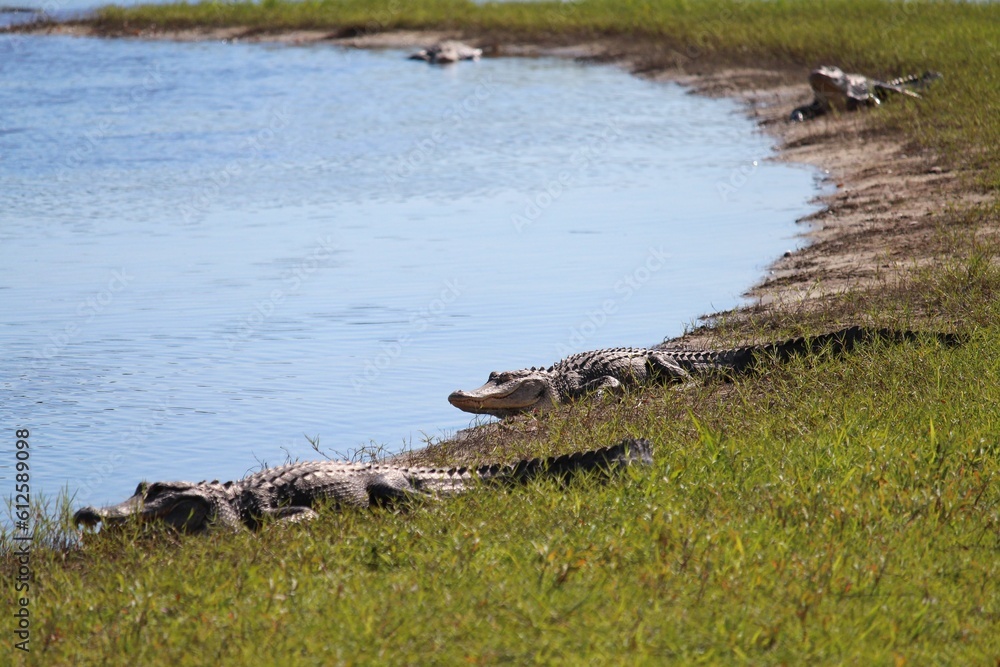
[[4, 0, 1000, 663], [4, 251, 1000, 663]]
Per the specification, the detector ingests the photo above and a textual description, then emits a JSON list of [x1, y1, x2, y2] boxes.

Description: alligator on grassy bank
[[790, 66, 942, 121], [408, 40, 482, 64], [448, 327, 961, 418], [73, 438, 652, 532]]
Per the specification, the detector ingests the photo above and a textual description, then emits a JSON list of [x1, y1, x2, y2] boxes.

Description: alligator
[[408, 40, 482, 65], [448, 327, 960, 418], [790, 66, 942, 121], [73, 438, 652, 533]]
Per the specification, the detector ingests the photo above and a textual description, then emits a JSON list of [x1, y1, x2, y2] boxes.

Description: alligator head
[[448, 368, 558, 418], [73, 480, 236, 533]]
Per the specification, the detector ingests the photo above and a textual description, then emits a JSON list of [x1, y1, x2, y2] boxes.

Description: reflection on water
[[0, 34, 818, 508]]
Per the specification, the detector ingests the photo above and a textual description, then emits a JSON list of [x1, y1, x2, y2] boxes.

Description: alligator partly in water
[[448, 327, 960, 418], [408, 40, 482, 64], [73, 438, 652, 532], [790, 66, 942, 121]]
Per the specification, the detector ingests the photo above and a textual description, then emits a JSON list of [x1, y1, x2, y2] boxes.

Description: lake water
[[0, 25, 819, 511]]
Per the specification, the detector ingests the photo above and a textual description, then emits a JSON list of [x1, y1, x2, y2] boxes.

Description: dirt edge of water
[[19, 23, 973, 329], [12, 22, 984, 465]]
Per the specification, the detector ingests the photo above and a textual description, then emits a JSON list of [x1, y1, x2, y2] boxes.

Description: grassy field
[[4, 0, 1000, 663], [7, 292, 1000, 663]]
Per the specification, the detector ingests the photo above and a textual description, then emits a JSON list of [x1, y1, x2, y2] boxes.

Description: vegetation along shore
[[4, 0, 1000, 662]]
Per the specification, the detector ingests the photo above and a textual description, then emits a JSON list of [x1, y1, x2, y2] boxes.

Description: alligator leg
[[261, 506, 320, 524], [647, 351, 692, 382], [581, 375, 624, 399], [367, 470, 437, 505]]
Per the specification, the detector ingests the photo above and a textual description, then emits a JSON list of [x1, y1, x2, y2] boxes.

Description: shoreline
[[17, 22, 971, 332], [11, 11, 1000, 661], [11, 21, 979, 462]]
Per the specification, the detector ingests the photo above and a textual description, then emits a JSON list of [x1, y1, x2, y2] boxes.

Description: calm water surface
[[1, 32, 819, 509]]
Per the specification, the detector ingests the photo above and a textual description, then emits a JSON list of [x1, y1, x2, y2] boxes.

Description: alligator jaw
[[72, 501, 141, 528], [448, 377, 553, 418], [73, 481, 215, 532]]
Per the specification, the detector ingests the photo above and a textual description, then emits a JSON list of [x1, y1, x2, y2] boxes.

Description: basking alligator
[[408, 40, 483, 65], [73, 438, 652, 532], [449, 327, 960, 418], [790, 66, 942, 121]]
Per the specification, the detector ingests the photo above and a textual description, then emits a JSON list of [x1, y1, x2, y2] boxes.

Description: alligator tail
[[756, 326, 962, 365], [478, 437, 653, 485], [885, 71, 943, 90]]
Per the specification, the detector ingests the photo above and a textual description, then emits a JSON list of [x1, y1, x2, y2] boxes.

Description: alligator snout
[[447, 389, 480, 410], [72, 506, 104, 528]]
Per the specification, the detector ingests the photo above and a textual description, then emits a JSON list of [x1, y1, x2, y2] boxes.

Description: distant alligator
[[73, 438, 652, 532], [449, 327, 960, 418], [409, 40, 482, 64], [791, 66, 942, 121]]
